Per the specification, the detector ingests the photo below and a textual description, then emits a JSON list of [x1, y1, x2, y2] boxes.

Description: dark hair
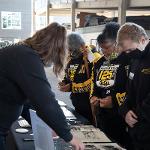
[[97, 22, 120, 45], [23, 22, 67, 76]]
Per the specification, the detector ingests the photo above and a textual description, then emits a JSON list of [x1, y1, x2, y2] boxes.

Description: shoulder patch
[[116, 92, 126, 106]]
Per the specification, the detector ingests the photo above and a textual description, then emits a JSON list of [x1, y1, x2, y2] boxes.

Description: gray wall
[[0, 0, 32, 41]]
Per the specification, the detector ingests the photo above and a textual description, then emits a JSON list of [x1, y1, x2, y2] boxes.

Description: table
[[6, 106, 90, 150], [7, 118, 34, 150], [7, 106, 121, 150]]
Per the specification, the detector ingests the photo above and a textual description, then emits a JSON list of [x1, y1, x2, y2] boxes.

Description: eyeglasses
[[98, 42, 117, 51]]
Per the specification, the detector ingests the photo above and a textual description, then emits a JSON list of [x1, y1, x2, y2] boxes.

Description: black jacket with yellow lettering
[[120, 42, 150, 148], [93, 53, 129, 113], [92, 50, 147, 115], [92, 53, 134, 149], [63, 54, 100, 122]]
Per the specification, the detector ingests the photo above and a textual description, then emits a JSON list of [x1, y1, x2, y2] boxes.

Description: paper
[[57, 100, 67, 107], [71, 125, 111, 143], [88, 51, 95, 63], [61, 107, 76, 119], [29, 109, 55, 150]]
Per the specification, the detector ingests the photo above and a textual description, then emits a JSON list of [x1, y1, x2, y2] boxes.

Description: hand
[[90, 96, 99, 106], [99, 96, 113, 108], [69, 135, 85, 150], [125, 110, 138, 128], [52, 130, 58, 138], [58, 82, 71, 92], [58, 82, 65, 86], [81, 46, 88, 58]]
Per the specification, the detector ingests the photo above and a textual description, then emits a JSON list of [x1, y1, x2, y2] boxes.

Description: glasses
[[98, 42, 117, 52]]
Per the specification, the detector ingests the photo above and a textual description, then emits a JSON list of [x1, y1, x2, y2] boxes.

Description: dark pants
[[129, 119, 150, 150], [97, 108, 134, 150], [71, 93, 93, 123], [0, 135, 6, 150], [0, 100, 23, 150], [21, 102, 34, 124]]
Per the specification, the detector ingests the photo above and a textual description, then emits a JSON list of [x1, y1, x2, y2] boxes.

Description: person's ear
[[140, 36, 146, 44]]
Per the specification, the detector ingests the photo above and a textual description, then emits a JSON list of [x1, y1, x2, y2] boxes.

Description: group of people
[[59, 22, 150, 150], [0, 21, 149, 150]]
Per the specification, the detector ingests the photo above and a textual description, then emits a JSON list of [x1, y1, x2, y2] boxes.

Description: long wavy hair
[[23, 22, 67, 76]]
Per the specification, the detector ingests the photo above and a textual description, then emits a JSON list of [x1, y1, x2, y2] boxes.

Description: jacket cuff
[[119, 105, 129, 118], [61, 131, 73, 142]]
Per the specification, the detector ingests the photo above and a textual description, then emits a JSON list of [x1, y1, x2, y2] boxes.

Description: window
[[1, 11, 21, 30], [36, 16, 46, 30]]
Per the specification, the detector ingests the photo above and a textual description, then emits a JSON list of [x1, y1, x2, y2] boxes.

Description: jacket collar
[[141, 41, 150, 58]]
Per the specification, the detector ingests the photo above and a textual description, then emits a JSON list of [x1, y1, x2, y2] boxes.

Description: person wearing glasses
[[59, 33, 101, 124], [90, 22, 134, 150]]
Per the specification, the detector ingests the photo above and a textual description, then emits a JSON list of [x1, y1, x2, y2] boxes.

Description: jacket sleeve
[[112, 65, 128, 112], [119, 97, 130, 118], [110, 88, 120, 109], [119, 86, 134, 118], [91, 78, 100, 98], [62, 61, 71, 84], [138, 93, 150, 123], [91, 57, 105, 97], [10, 47, 73, 142]]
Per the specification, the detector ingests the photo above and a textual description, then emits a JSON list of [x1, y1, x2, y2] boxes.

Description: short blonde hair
[[117, 22, 148, 44]]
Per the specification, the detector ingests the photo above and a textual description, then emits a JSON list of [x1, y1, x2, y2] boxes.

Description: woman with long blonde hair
[[0, 22, 84, 150]]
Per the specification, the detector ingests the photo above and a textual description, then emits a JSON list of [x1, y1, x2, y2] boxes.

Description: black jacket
[[92, 54, 135, 149], [120, 42, 150, 148], [0, 44, 72, 142], [63, 55, 96, 122], [93, 54, 129, 111], [121, 42, 150, 122]]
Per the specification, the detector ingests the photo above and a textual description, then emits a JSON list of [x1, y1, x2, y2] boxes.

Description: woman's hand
[[99, 96, 113, 108], [82, 46, 88, 58], [58, 82, 65, 86], [125, 110, 138, 128], [90, 96, 99, 106], [58, 82, 71, 92], [69, 135, 85, 150]]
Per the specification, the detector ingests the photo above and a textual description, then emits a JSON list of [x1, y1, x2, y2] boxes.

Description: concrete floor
[[45, 67, 74, 109]]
